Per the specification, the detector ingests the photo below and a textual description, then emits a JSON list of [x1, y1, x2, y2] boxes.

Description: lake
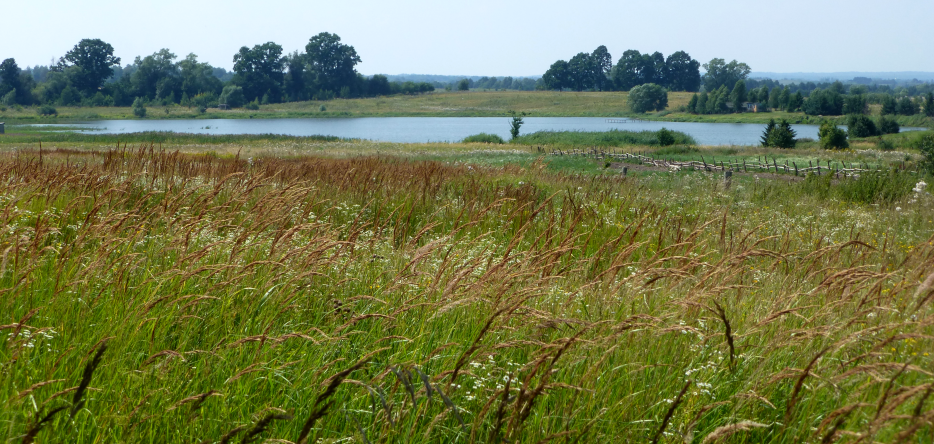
[[32, 117, 925, 146]]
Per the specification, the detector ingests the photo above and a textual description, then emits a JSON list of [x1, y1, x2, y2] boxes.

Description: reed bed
[[1, 146, 933, 443]]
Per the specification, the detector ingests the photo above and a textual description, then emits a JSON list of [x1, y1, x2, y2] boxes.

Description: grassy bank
[[3, 91, 931, 128], [1, 148, 933, 443]]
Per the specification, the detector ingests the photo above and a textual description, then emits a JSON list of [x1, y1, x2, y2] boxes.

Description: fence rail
[[605, 118, 646, 123], [544, 147, 912, 177]]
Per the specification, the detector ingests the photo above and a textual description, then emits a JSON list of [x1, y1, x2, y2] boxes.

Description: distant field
[[2, 90, 931, 128]]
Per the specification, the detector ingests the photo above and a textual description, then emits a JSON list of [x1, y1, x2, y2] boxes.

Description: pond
[[30, 117, 925, 146]]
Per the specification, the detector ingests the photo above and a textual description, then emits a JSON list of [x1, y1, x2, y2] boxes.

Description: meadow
[[1, 137, 934, 443]]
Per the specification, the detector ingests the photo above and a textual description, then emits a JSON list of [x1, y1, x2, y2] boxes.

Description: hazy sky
[[4, 0, 933, 76]]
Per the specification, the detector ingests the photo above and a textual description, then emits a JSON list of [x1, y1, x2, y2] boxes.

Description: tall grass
[[1, 147, 933, 443]]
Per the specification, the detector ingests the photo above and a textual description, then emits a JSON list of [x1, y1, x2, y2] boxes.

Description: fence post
[[623, 166, 628, 177], [724, 170, 732, 189], [743, 160, 747, 173], [793, 162, 798, 176]]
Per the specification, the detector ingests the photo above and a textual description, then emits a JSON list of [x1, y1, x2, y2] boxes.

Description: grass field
[[2, 139, 934, 443]]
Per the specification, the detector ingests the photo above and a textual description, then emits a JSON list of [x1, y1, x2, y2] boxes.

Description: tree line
[[0, 34, 439, 110], [541, 47, 708, 93]]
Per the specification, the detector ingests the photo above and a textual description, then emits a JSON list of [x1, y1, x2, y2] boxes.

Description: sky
[[3, 0, 933, 77]]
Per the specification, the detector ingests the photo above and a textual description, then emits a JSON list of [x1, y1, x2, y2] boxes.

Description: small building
[[744, 102, 768, 113]]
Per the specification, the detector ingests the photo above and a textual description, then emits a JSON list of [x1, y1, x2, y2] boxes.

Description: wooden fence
[[543, 146, 911, 177]]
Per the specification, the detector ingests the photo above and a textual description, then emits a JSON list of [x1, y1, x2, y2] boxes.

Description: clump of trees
[[846, 114, 900, 138], [0, 33, 441, 110], [542, 47, 702, 93], [627, 84, 668, 113], [819, 120, 849, 150]]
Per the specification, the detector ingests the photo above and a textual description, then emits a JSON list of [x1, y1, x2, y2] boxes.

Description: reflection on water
[[29, 117, 924, 146]]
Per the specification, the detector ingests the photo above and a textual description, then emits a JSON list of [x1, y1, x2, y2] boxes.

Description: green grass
[[461, 133, 506, 144], [1, 147, 934, 443], [513, 129, 696, 148]]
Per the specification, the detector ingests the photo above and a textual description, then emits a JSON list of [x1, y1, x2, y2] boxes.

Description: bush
[[219, 85, 246, 108], [628, 83, 668, 113], [657, 127, 675, 146], [37, 105, 58, 116], [819, 120, 848, 150], [132, 97, 146, 118], [918, 133, 934, 174], [878, 115, 900, 135], [461, 133, 506, 144], [245, 99, 260, 110], [846, 114, 879, 138], [319, 105, 326, 112], [513, 129, 695, 148]]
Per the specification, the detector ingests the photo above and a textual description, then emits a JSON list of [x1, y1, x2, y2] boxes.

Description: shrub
[[319, 105, 327, 112], [37, 105, 58, 116], [245, 99, 260, 110], [846, 114, 879, 138], [918, 133, 934, 174], [878, 115, 900, 135], [819, 120, 848, 150], [627, 83, 668, 113], [219, 85, 246, 108], [657, 128, 675, 146], [132, 97, 146, 118], [462, 133, 506, 144]]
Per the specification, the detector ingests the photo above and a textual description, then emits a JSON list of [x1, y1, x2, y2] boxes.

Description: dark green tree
[[611, 50, 643, 91], [846, 114, 879, 138], [760, 119, 777, 147], [567, 52, 595, 91], [646, 52, 666, 85], [696, 91, 708, 114], [0, 58, 30, 104], [457, 79, 470, 91], [508, 111, 525, 140], [687, 94, 698, 113], [60, 38, 121, 93], [896, 97, 919, 115], [730, 80, 747, 112], [219, 85, 246, 108], [665, 51, 700, 92], [178, 54, 223, 99], [787, 92, 804, 112], [367, 75, 391, 96], [925, 92, 934, 117], [232, 42, 285, 103], [842, 94, 867, 115], [305, 32, 361, 97], [627, 83, 667, 113], [132, 97, 146, 117], [769, 86, 782, 110], [591, 46, 613, 91], [819, 120, 848, 150], [701, 58, 751, 92], [772, 120, 797, 148], [877, 115, 900, 134], [131, 49, 179, 101], [542, 60, 570, 90], [880, 94, 897, 115]]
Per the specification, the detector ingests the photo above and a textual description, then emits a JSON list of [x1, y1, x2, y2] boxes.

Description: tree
[[730, 80, 747, 112], [646, 52, 666, 86], [842, 94, 867, 115], [60, 38, 121, 93], [508, 111, 525, 140], [896, 97, 919, 116], [131, 49, 179, 101], [591, 46, 613, 91], [819, 120, 848, 150], [687, 94, 698, 113], [219, 85, 246, 108], [665, 51, 701, 92], [880, 94, 897, 115], [846, 114, 879, 138], [878, 115, 900, 134], [627, 83, 667, 113], [178, 54, 223, 100], [367, 75, 391, 96], [803, 88, 844, 116], [283, 51, 307, 101], [772, 120, 797, 148], [694, 91, 707, 114], [787, 92, 804, 112], [132, 97, 146, 117], [567, 52, 595, 91], [0, 58, 22, 98], [542, 60, 570, 90], [657, 128, 675, 146], [305, 32, 361, 97], [701, 58, 750, 92], [769, 86, 782, 110], [760, 119, 776, 147], [611, 50, 643, 91], [925, 92, 934, 117], [232, 42, 285, 103], [457, 79, 470, 91]]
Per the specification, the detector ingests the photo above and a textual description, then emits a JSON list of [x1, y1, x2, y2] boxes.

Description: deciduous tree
[[60, 38, 120, 93]]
